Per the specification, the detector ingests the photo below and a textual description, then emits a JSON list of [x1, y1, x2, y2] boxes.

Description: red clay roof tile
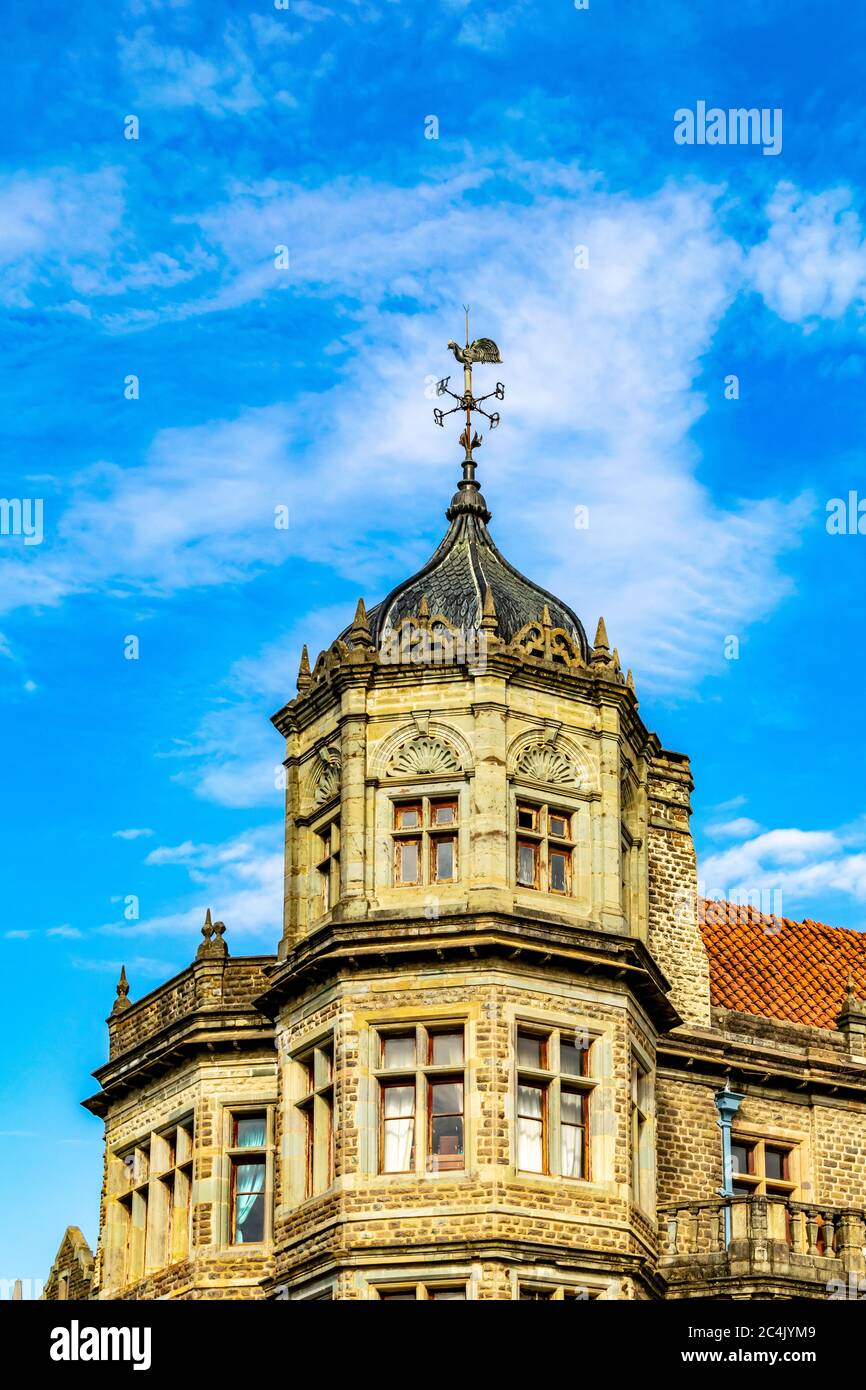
[[699, 899, 866, 1030]]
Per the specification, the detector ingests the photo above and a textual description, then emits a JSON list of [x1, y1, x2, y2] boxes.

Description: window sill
[[370, 1168, 474, 1183], [512, 1171, 615, 1195]]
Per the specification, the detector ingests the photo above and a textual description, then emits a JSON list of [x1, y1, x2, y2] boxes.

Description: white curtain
[[517, 1085, 543, 1172], [561, 1125, 582, 1178], [383, 1085, 415, 1171]]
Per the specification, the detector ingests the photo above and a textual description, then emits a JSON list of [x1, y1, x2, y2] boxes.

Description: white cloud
[[748, 183, 866, 324], [705, 816, 762, 840], [1, 166, 825, 698], [71, 955, 179, 978], [96, 826, 283, 942], [47, 926, 83, 939], [700, 822, 866, 916], [113, 827, 155, 840], [118, 24, 266, 115]]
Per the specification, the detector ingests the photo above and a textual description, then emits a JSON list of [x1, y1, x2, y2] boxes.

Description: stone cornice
[[255, 911, 681, 1032], [658, 1021, 866, 1100]]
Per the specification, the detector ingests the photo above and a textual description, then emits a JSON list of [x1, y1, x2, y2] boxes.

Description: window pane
[[234, 1114, 266, 1147], [549, 812, 570, 838], [517, 1083, 544, 1119], [395, 804, 421, 829], [299, 1057, 314, 1095], [561, 1090, 585, 1126], [561, 1091, 586, 1179], [431, 1081, 462, 1115], [380, 1291, 416, 1300], [517, 1033, 545, 1069], [234, 1160, 265, 1194], [431, 801, 457, 826], [430, 1115, 464, 1169], [517, 842, 537, 887], [431, 1288, 466, 1299], [430, 1031, 464, 1066], [396, 839, 420, 883], [382, 1034, 415, 1069], [234, 1190, 265, 1243], [517, 1083, 545, 1172], [764, 1147, 788, 1181], [433, 838, 455, 881], [382, 1085, 415, 1172], [560, 1037, 587, 1077], [517, 1118, 544, 1172], [517, 805, 537, 830], [550, 851, 568, 893], [731, 1143, 751, 1175]]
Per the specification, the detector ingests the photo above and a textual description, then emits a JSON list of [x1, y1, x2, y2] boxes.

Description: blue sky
[[3, 0, 866, 1287]]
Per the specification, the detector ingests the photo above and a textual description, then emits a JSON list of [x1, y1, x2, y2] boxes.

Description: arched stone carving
[[305, 744, 342, 807], [515, 743, 576, 787], [508, 729, 592, 792], [389, 735, 460, 778], [371, 720, 474, 781]]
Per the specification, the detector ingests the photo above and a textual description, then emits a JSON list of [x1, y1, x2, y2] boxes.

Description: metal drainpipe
[[714, 1083, 745, 1249]]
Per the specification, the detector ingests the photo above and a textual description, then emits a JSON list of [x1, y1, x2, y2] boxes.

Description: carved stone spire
[[111, 964, 131, 1015], [297, 644, 312, 694], [197, 908, 229, 960], [348, 597, 374, 650], [592, 616, 612, 666], [480, 585, 498, 634]]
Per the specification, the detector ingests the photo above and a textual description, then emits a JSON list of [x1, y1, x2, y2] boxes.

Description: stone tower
[[62, 372, 866, 1305], [261, 452, 711, 1300]]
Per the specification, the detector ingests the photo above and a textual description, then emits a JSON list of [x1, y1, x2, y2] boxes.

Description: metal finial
[[434, 318, 504, 481]]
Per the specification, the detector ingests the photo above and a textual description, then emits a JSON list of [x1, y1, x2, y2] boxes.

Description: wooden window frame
[[731, 1136, 798, 1199], [315, 817, 340, 915], [114, 1114, 195, 1286], [630, 1054, 652, 1211], [515, 1024, 594, 1180], [376, 1282, 469, 1300], [294, 1039, 335, 1201], [226, 1105, 274, 1246], [375, 1022, 467, 1177], [392, 797, 460, 888], [518, 1283, 593, 1301], [515, 801, 575, 896]]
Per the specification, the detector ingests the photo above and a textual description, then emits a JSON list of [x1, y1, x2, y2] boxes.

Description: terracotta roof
[[699, 900, 866, 1030]]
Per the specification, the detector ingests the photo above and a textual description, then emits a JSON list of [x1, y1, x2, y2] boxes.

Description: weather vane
[[433, 306, 504, 473]]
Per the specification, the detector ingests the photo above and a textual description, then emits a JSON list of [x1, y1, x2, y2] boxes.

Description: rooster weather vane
[[433, 307, 504, 469]]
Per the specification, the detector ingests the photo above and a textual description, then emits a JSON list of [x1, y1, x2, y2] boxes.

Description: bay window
[[515, 1025, 594, 1179], [376, 1023, 466, 1175]]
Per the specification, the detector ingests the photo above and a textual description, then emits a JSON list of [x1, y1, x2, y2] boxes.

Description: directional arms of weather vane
[[432, 327, 505, 461]]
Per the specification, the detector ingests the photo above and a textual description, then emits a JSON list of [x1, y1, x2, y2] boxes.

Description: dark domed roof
[[345, 472, 589, 657]]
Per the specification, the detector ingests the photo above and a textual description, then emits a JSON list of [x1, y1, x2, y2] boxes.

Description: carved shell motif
[[389, 736, 460, 778], [314, 746, 342, 804], [515, 744, 578, 787]]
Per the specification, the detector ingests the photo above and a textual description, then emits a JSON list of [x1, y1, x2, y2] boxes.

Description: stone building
[[44, 444, 866, 1302]]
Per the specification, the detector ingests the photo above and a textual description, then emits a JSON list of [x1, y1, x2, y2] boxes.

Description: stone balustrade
[[659, 1195, 866, 1296]]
